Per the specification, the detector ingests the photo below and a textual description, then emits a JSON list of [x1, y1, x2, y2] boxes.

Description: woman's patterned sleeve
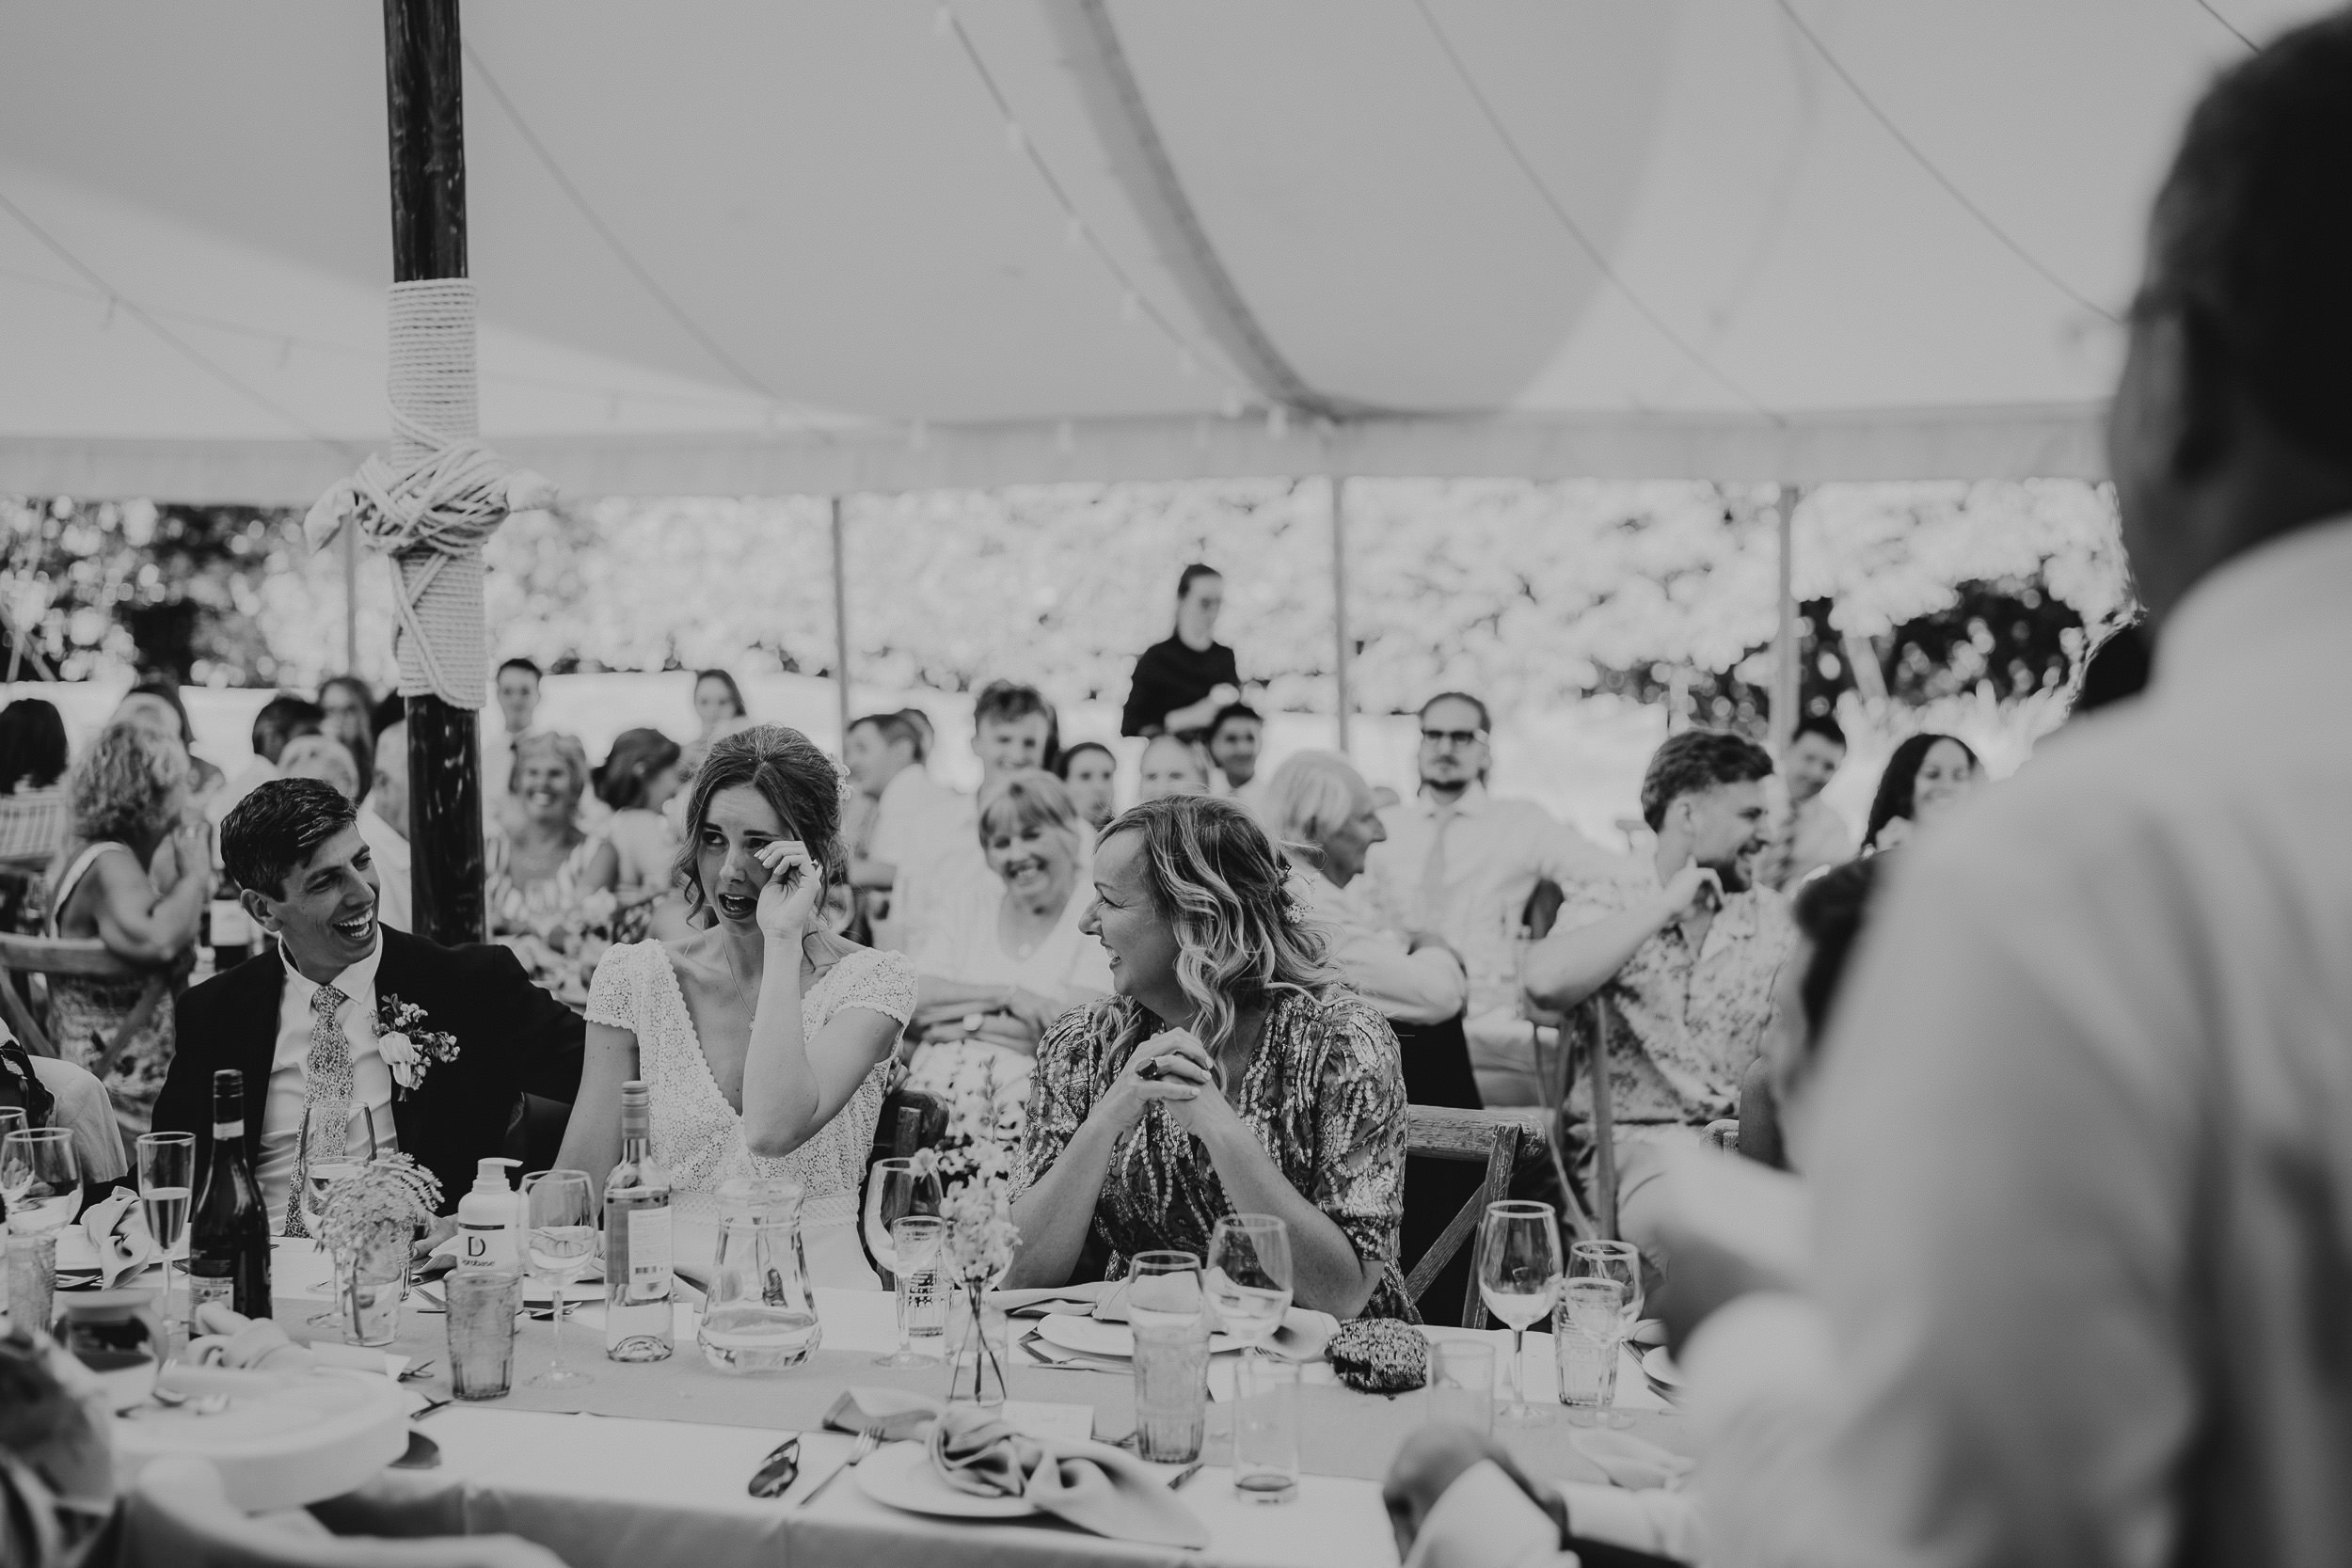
[[1308, 1001, 1408, 1273], [582, 942, 638, 1032], [1011, 1004, 1108, 1198]]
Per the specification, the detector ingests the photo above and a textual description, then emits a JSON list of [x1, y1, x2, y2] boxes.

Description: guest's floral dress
[[1012, 988, 1416, 1321], [486, 830, 617, 1006]]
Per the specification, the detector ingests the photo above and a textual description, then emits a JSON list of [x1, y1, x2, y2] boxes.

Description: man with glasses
[[1364, 692, 1626, 1106]]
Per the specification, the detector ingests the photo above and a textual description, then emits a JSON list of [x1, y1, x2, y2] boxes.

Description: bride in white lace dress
[[557, 726, 914, 1285]]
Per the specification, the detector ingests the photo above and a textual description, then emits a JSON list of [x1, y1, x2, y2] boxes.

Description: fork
[[799, 1429, 880, 1506]]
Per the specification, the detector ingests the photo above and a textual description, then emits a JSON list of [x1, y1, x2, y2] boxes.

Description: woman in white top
[[559, 725, 913, 1285], [902, 771, 1110, 1147]]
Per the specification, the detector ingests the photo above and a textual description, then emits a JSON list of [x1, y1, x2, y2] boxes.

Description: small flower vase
[[332, 1217, 408, 1348], [945, 1274, 1009, 1409]]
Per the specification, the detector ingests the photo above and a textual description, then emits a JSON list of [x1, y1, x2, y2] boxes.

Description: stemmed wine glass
[[301, 1101, 378, 1326], [1477, 1200, 1562, 1424], [0, 1108, 26, 1148], [1, 1128, 81, 1235], [524, 1170, 597, 1388], [135, 1132, 195, 1344], [1205, 1214, 1294, 1354], [860, 1157, 942, 1289], [1567, 1239, 1644, 1428]]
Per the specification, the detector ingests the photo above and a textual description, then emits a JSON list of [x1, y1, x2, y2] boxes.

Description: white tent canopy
[[0, 0, 2319, 503]]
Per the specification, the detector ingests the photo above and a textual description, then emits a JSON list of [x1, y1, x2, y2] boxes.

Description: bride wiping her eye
[[553, 724, 914, 1287]]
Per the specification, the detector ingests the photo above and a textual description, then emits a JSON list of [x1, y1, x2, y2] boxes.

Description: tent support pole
[[1330, 473, 1352, 755], [385, 0, 485, 946], [831, 495, 851, 746], [1770, 483, 1802, 761]]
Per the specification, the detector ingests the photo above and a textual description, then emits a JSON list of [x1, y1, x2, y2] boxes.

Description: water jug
[[696, 1177, 820, 1372]]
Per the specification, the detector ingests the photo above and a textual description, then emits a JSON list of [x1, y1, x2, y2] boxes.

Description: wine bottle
[[188, 1069, 272, 1323], [603, 1079, 673, 1361], [208, 883, 252, 971]]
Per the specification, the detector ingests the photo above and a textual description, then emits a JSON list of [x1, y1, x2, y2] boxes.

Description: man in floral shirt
[[1523, 731, 1794, 1252]]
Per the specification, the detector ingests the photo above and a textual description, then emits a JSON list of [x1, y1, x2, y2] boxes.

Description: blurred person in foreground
[[1054, 739, 1120, 831], [1858, 732, 1979, 851], [1120, 562, 1241, 739], [47, 723, 210, 1140], [1758, 716, 1855, 891], [0, 1328, 117, 1568], [355, 721, 411, 933], [1136, 731, 1212, 800], [1006, 795, 1411, 1319], [1364, 690, 1626, 1106], [1663, 20, 2352, 1566], [0, 697, 72, 865], [901, 771, 1111, 1148], [486, 732, 618, 1002], [1522, 730, 1792, 1265]]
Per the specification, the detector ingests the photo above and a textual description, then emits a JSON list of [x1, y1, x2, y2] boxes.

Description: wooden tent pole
[[1330, 473, 1353, 756], [1770, 484, 1802, 761], [383, 0, 485, 945], [831, 496, 852, 747]]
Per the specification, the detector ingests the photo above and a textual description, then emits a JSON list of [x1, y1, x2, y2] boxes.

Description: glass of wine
[[0, 1108, 25, 1147], [1476, 1200, 1561, 1424], [135, 1132, 196, 1346], [1567, 1239, 1644, 1428], [1, 1128, 81, 1234], [524, 1169, 597, 1388], [301, 1101, 377, 1327], [859, 1157, 942, 1289], [1205, 1213, 1294, 1354]]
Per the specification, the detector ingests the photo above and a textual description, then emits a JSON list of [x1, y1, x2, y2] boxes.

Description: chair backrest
[[1402, 1106, 1546, 1328], [121, 1457, 569, 1568], [854, 1085, 950, 1285], [0, 934, 159, 1064]]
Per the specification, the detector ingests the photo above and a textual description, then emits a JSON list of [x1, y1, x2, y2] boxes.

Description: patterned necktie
[[283, 984, 353, 1239]]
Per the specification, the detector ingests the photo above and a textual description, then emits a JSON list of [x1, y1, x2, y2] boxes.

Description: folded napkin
[[186, 1303, 389, 1377], [1567, 1428, 1696, 1492], [823, 1386, 946, 1443], [930, 1403, 1209, 1548], [80, 1191, 155, 1289]]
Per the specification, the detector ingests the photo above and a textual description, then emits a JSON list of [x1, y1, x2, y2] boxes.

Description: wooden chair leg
[[1457, 1126, 1519, 1330]]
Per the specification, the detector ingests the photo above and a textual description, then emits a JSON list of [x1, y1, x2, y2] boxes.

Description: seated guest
[[210, 693, 325, 828], [2, 1029, 131, 1194], [486, 732, 619, 999], [1007, 795, 1411, 1319], [111, 683, 225, 819], [1136, 732, 1212, 800], [1206, 703, 1266, 815], [887, 681, 1058, 957], [1737, 858, 1880, 1172], [1860, 732, 1979, 851], [0, 699, 70, 867], [902, 771, 1111, 1146], [154, 779, 585, 1236], [1522, 730, 1793, 1259], [355, 721, 411, 934], [593, 727, 685, 936], [47, 724, 209, 1140], [1757, 716, 1855, 891], [1053, 739, 1120, 831], [843, 710, 964, 947], [278, 734, 362, 801], [562, 726, 913, 1282], [317, 675, 377, 802]]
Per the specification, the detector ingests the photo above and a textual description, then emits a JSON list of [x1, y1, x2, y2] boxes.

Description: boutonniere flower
[[373, 994, 459, 1098]]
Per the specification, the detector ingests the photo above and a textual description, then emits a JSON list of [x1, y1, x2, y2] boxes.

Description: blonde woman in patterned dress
[[1007, 794, 1412, 1320], [557, 725, 913, 1286]]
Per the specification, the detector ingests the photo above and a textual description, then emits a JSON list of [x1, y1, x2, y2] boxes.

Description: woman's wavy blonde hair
[[70, 722, 186, 847], [1100, 794, 1332, 1053]]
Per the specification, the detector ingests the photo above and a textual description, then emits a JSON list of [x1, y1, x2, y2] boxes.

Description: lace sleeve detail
[[827, 947, 917, 1027], [583, 940, 646, 1032]]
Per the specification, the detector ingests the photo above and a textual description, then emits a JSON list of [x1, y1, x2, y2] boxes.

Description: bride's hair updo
[[672, 723, 850, 926]]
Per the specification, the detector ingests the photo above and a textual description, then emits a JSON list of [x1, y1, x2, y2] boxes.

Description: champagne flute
[[1, 1128, 80, 1235], [1568, 1239, 1644, 1428], [525, 1169, 597, 1388], [1205, 1214, 1294, 1352], [1476, 1200, 1561, 1424], [859, 1157, 942, 1287], [135, 1132, 195, 1344]]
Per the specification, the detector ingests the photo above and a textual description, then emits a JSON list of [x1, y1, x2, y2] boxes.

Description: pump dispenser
[[457, 1156, 523, 1272]]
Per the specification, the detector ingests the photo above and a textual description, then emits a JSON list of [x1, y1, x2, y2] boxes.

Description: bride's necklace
[[719, 937, 759, 1019]]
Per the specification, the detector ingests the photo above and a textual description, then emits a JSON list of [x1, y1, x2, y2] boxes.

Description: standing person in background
[[1120, 563, 1241, 739], [1760, 716, 1855, 891], [594, 727, 685, 939], [1205, 703, 1267, 817], [0, 698, 72, 865], [356, 721, 411, 933], [1137, 733, 1212, 800], [1365, 691, 1627, 1107], [483, 657, 542, 835], [843, 711, 962, 950], [692, 668, 749, 742], [112, 682, 226, 820], [1861, 733, 1979, 852], [1054, 740, 1119, 831]]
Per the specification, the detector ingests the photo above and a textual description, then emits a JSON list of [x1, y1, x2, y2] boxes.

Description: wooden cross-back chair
[[0, 933, 170, 1073], [1401, 1105, 1548, 1328], [1518, 878, 1615, 1245]]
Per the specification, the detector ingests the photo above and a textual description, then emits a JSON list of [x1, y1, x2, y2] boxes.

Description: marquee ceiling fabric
[[0, 0, 2321, 501]]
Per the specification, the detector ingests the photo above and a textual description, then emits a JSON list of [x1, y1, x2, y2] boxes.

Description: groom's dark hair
[[222, 778, 358, 897]]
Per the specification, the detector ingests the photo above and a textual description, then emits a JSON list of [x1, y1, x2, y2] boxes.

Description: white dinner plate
[[1641, 1344, 1683, 1389], [1034, 1312, 1248, 1360], [854, 1440, 1037, 1519]]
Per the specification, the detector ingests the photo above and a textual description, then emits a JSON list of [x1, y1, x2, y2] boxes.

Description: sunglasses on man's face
[[1419, 729, 1486, 749]]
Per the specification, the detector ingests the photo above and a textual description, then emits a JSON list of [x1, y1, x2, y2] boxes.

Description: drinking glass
[[1232, 1352, 1302, 1502], [1126, 1249, 1206, 1333], [1425, 1339, 1497, 1435], [135, 1132, 195, 1346], [523, 1170, 596, 1388], [448, 1266, 522, 1400], [1557, 1277, 1625, 1423], [859, 1158, 942, 1289], [2, 1129, 80, 1234], [1567, 1240, 1643, 1427], [1476, 1200, 1560, 1424], [1127, 1252, 1207, 1463], [1205, 1214, 1293, 1353], [877, 1213, 948, 1367], [0, 1108, 24, 1146]]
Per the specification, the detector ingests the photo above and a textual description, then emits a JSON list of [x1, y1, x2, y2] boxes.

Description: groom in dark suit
[[153, 779, 583, 1241]]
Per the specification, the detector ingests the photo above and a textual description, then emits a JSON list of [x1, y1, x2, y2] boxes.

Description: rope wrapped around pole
[[303, 279, 553, 708]]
